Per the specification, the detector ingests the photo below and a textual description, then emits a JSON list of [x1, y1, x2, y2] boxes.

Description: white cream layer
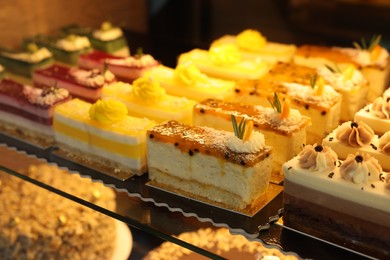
[[355, 104, 390, 135], [0, 110, 53, 135]]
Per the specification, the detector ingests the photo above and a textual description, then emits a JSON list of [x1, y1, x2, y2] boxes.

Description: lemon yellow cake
[[211, 29, 297, 65], [147, 120, 273, 211], [178, 44, 269, 81], [102, 77, 196, 124], [144, 62, 235, 101], [53, 98, 155, 178]]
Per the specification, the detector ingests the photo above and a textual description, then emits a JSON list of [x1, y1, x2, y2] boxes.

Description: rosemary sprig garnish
[[309, 73, 318, 89], [103, 60, 109, 73], [231, 115, 247, 140], [353, 35, 382, 51], [267, 92, 282, 113], [325, 63, 341, 73], [136, 47, 144, 57], [41, 81, 58, 97]]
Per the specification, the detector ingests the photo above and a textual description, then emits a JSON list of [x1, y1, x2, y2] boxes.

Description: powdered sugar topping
[[70, 68, 115, 88]]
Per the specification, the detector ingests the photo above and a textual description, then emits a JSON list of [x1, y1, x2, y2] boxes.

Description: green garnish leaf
[[325, 64, 335, 73], [136, 47, 144, 57], [325, 63, 341, 73], [42, 81, 58, 97], [267, 92, 282, 113], [103, 60, 109, 73], [352, 35, 382, 51], [231, 115, 247, 140], [309, 73, 318, 89]]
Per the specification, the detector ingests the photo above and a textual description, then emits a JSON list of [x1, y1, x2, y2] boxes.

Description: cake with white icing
[[354, 92, 390, 135], [193, 98, 311, 182], [293, 37, 390, 102], [147, 120, 273, 211], [232, 62, 342, 144], [322, 121, 390, 171], [282, 145, 390, 258]]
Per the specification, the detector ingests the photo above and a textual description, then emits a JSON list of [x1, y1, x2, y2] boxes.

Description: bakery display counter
[[0, 133, 372, 259]]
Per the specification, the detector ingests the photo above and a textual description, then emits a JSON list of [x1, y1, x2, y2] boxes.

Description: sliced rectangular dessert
[[144, 63, 235, 101], [178, 45, 269, 81], [193, 98, 311, 182], [322, 121, 390, 171], [0, 44, 53, 78], [354, 93, 390, 135], [211, 29, 296, 65], [102, 77, 196, 124], [54, 98, 155, 179], [293, 39, 390, 102], [282, 145, 390, 258], [79, 50, 159, 83], [33, 64, 116, 102], [61, 22, 129, 57], [0, 79, 71, 146], [147, 120, 273, 211], [232, 62, 342, 144]]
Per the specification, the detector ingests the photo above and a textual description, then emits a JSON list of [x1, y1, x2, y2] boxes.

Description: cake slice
[[193, 98, 311, 182], [282, 145, 390, 258], [53, 98, 155, 179], [232, 63, 342, 143], [79, 50, 159, 83], [147, 120, 273, 211], [178, 44, 269, 81], [61, 22, 129, 56], [33, 64, 116, 102], [144, 62, 235, 101], [102, 76, 196, 124], [322, 121, 390, 171], [23, 34, 92, 66], [211, 29, 296, 65], [293, 36, 390, 101], [0, 43, 53, 78], [0, 64, 5, 80], [354, 93, 390, 135], [0, 79, 71, 146]]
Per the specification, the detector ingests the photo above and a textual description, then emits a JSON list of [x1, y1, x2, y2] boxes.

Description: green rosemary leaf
[[368, 35, 381, 51], [231, 115, 247, 140], [352, 41, 361, 50], [310, 74, 318, 89], [325, 64, 335, 73], [103, 61, 108, 73], [361, 37, 367, 50], [136, 47, 144, 57], [268, 92, 282, 113], [231, 115, 239, 138]]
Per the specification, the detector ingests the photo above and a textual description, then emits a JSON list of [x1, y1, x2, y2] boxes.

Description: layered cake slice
[[79, 50, 159, 83], [144, 62, 235, 101], [102, 76, 196, 124], [293, 36, 390, 101], [354, 93, 390, 135], [232, 64, 342, 143], [0, 79, 71, 146], [61, 22, 129, 56], [322, 121, 390, 170], [0, 43, 53, 78], [178, 44, 269, 81], [211, 29, 296, 65], [33, 64, 116, 102], [282, 145, 390, 258], [53, 98, 155, 179], [23, 34, 92, 66], [147, 119, 273, 211], [193, 98, 311, 182]]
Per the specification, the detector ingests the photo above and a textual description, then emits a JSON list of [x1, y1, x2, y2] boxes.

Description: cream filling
[[0, 110, 53, 135], [283, 157, 390, 213], [147, 140, 272, 204]]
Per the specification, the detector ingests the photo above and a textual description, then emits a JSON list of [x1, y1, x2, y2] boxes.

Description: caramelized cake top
[[148, 120, 272, 167], [195, 99, 311, 136], [296, 45, 356, 65]]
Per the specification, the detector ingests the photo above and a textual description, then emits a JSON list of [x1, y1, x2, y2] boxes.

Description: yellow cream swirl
[[174, 62, 205, 85], [89, 99, 128, 124], [236, 29, 267, 52], [132, 77, 166, 102], [209, 44, 241, 65]]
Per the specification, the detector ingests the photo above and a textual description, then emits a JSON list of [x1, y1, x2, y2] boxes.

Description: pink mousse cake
[[0, 79, 71, 146], [78, 50, 159, 82], [33, 64, 116, 102]]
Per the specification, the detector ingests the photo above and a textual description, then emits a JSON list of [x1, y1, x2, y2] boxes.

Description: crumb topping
[[23, 84, 69, 107], [148, 120, 272, 167]]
